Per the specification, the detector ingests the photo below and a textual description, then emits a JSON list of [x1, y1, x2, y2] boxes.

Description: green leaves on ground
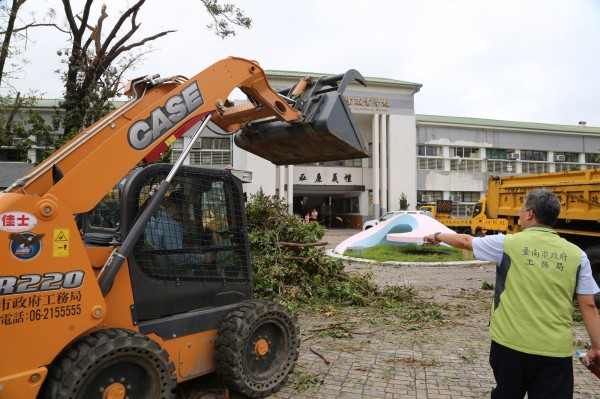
[[246, 191, 378, 305], [245, 192, 444, 325]]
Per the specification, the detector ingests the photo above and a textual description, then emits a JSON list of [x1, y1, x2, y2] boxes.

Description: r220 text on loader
[[0, 56, 369, 398]]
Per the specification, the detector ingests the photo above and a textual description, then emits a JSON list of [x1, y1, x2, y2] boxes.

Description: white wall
[[388, 114, 417, 210]]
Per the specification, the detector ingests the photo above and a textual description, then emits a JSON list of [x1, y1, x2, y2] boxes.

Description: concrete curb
[[325, 248, 494, 267]]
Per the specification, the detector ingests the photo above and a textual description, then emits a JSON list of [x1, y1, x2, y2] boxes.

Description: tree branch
[[101, 0, 146, 54], [94, 4, 108, 55], [105, 30, 176, 64], [199, 0, 252, 38], [3, 93, 22, 138], [2, 23, 69, 35]]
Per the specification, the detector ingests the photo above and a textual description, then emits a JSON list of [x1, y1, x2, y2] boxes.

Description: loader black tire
[[214, 300, 300, 398], [585, 246, 600, 308], [40, 328, 176, 399]]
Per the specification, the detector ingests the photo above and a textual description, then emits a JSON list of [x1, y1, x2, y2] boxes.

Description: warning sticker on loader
[[53, 229, 69, 257]]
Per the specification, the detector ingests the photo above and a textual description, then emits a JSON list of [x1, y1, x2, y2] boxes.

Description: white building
[[234, 70, 423, 229], [3, 73, 600, 228]]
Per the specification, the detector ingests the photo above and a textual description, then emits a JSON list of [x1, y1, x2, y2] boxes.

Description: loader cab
[[82, 164, 253, 330]]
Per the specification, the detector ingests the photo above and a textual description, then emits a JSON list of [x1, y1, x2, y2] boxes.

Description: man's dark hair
[[524, 189, 561, 226], [166, 190, 183, 206]]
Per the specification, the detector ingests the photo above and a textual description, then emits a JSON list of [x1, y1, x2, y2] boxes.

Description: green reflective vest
[[490, 227, 581, 357]]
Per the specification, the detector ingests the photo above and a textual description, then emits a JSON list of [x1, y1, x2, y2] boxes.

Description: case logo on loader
[[128, 82, 204, 151]]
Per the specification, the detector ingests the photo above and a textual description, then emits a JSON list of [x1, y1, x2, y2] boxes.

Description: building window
[[417, 145, 442, 156], [417, 157, 444, 170], [450, 147, 478, 158], [554, 152, 580, 172], [555, 163, 580, 172], [554, 152, 579, 163], [585, 153, 600, 169], [417, 191, 443, 203], [521, 162, 549, 174], [486, 148, 510, 160], [201, 138, 230, 150], [199, 151, 231, 165], [171, 137, 231, 166], [331, 197, 359, 213], [417, 145, 443, 170], [520, 150, 547, 161], [0, 148, 20, 161], [487, 160, 516, 174], [321, 158, 363, 167], [173, 139, 184, 149], [453, 191, 481, 202], [450, 158, 481, 172]]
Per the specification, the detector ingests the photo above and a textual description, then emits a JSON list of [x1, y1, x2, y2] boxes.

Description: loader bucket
[[234, 89, 369, 166]]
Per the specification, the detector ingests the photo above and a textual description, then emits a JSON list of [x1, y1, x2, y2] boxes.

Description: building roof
[[34, 99, 127, 108], [416, 114, 600, 135], [33, 99, 63, 108], [265, 70, 423, 93], [0, 162, 34, 189]]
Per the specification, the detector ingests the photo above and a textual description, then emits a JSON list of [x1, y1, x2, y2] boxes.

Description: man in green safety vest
[[424, 189, 600, 399]]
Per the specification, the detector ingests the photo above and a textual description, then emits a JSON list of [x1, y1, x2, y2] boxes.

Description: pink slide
[[334, 214, 456, 255]]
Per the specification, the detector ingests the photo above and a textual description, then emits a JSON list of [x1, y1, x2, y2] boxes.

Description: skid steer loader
[[0, 56, 368, 398]]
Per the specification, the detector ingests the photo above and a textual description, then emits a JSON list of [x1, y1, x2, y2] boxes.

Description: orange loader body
[[0, 57, 369, 398]]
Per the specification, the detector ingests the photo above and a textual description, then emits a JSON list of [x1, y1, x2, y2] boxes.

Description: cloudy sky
[[12, 0, 600, 126]]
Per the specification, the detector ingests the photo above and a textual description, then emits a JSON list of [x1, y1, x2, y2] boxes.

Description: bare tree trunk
[[0, 0, 27, 87]]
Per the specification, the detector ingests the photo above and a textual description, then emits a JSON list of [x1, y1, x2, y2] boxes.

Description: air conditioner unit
[[507, 153, 520, 160], [555, 154, 566, 162], [451, 195, 462, 202], [420, 195, 433, 202]]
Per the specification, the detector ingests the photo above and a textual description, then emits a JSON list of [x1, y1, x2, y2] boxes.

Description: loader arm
[[5, 57, 307, 214]]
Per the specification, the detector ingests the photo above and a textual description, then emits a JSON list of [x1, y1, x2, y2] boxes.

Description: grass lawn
[[344, 244, 471, 262]]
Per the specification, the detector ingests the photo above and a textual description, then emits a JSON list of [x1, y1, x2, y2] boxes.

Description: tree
[[0, 0, 60, 89], [0, 94, 56, 163], [0, 0, 61, 161], [58, 0, 252, 140]]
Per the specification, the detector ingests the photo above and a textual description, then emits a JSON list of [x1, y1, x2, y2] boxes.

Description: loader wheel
[[41, 328, 176, 399], [214, 300, 300, 398], [585, 246, 600, 308]]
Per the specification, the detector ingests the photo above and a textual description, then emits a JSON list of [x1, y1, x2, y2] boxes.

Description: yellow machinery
[[484, 170, 600, 304]]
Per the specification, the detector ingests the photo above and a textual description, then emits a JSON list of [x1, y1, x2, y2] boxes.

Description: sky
[[11, 0, 600, 127]]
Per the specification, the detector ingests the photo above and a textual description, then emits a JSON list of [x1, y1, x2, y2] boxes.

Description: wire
[[205, 124, 239, 136]]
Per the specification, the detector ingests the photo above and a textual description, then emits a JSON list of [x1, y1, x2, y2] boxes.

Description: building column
[[380, 114, 388, 214], [287, 165, 294, 214], [549, 151, 556, 172], [372, 114, 380, 218], [278, 165, 285, 197], [443, 146, 450, 171], [479, 147, 487, 172]]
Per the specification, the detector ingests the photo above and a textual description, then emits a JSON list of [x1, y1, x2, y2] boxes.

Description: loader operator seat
[[125, 165, 252, 322], [129, 165, 250, 284], [142, 190, 215, 279]]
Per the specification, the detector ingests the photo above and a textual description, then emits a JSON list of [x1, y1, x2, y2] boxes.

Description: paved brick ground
[[177, 229, 600, 399]]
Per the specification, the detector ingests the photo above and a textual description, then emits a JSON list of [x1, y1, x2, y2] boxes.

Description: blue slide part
[[351, 215, 418, 248]]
